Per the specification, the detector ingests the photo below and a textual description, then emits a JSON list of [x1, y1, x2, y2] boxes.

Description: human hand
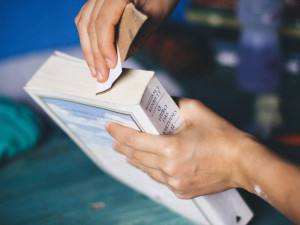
[[75, 0, 179, 83], [105, 98, 253, 199]]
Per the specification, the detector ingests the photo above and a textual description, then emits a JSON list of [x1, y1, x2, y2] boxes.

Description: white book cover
[[24, 52, 253, 225]]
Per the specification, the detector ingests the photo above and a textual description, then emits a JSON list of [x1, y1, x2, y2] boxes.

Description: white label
[[141, 77, 184, 135]]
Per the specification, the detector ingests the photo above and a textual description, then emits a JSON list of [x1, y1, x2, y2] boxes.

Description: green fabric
[[0, 97, 41, 160]]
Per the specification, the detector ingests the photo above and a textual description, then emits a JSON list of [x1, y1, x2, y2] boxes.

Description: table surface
[[0, 126, 295, 225]]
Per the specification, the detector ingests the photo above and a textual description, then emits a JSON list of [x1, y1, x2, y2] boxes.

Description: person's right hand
[[105, 98, 300, 224], [75, 0, 179, 83], [106, 98, 251, 198]]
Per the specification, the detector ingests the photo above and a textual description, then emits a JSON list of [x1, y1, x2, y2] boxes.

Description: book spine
[[140, 76, 184, 135]]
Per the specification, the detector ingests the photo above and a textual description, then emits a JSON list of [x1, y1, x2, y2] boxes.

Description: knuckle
[[113, 142, 122, 152], [131, 150, 138, 160], [75, 15, 85, 27], [123, 131, 136, 146], [93, 54, 103, 64], [87, 22, 96, 35], [76, 19, 86, 31], [163, 147, 173, 158], [74, 15, 79, 25], [163, 162, 178, 177], [94, 20, 107, 48], [162, 143, 176, 158], [162, 143, 182, 160], [147, 172, 157, 181], [95, 17, 106, 30], [174, 191, 184, 199], [168, 178, 184, 191], [174, 191, 190, 199], [185, 98, 201, 110], [97, 40, 105, 51]]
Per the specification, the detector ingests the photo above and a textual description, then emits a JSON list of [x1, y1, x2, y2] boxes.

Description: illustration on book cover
[[42, 97, 139, 152]]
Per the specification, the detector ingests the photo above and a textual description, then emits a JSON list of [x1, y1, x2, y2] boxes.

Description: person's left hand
[[105, 98, 252, 199]]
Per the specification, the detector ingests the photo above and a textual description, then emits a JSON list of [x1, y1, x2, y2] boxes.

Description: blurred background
[[0, 0, 300, 224]]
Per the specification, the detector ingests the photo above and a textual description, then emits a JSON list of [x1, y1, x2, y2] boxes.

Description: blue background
[[0, 0, 187, 60]]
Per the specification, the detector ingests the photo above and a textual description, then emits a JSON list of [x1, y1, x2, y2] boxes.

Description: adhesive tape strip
[[96, 45, 122, 94]]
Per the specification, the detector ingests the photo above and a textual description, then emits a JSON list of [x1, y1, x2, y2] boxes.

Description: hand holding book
[[106, 97, 300, 224], [106, 98, 248, 198]]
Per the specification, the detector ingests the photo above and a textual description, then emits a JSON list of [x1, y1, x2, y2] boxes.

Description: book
[[24, 51, 253, 225]]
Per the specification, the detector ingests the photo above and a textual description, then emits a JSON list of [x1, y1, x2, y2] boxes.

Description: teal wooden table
[[0, 128, 194, 225]]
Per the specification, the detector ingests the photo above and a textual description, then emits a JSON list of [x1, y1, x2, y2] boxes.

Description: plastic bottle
[[237, 0, 284, 93]]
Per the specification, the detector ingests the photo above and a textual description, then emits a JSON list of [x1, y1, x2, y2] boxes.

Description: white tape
[[96, 45, 122, 94]]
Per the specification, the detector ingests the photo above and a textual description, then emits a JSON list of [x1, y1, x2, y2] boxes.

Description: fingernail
[[89, 66, 96, 76], [97, 70, 103, 81], [112, 141, 117, 150], [105, 58, 114, 68], [126, 158, 132, 164], [105, 121, 110, 130]]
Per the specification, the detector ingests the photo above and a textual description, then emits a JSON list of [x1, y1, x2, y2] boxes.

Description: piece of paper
[[96, 45, 122, 94]]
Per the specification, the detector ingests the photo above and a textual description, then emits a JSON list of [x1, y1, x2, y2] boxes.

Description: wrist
[[231, 134, 268, 193]]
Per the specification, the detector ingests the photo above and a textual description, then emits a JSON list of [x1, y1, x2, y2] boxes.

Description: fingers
[[125, 151, 197, 198], [75, 0, 98, 78], [88, 0, 108, 82], [127, 158, 167, 184], [113, 141, 160, 170], [74, 2, 86, 25], [94, 0, 129, 69], [106, 121, 165, 154], [75, 0, 129, 82], [112, 140, 167, 184]]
